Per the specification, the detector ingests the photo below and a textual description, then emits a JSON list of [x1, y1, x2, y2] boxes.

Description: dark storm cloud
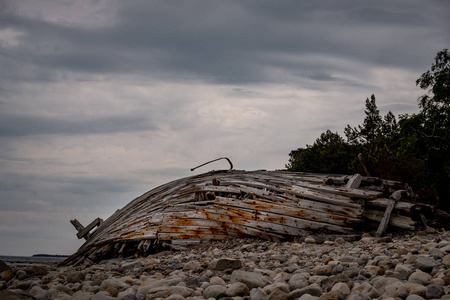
[[0, 114, 156, 137], [1, 0, 448, 86]]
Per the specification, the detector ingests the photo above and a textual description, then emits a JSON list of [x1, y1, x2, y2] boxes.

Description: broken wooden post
[[375, 199, 395, 237], [346, 174, 363, 189], [375, 190, 406, 237], [70, 219, 85, 233], [70, 218, 103, 240], [358, 153, 371, 177]]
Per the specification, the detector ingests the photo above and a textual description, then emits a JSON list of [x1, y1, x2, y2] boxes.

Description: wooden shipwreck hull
[[62, 170, 448, 266]]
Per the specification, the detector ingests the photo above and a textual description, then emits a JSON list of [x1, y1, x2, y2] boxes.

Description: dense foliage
[[286, 49, 450, 211]]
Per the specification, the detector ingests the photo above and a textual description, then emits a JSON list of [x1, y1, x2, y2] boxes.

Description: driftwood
[[70, 218, 103, 240], [62, 170, 449, 266], [375, 199, 396, 237]]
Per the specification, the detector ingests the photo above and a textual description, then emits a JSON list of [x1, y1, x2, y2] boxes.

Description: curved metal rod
[[190, 157, 233, 171]]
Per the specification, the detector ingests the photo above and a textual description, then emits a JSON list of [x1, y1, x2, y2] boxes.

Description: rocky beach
[[2, 231, 450, 300]]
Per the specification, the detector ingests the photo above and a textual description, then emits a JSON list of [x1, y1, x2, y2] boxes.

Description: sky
[[0, 0, 449, 256]]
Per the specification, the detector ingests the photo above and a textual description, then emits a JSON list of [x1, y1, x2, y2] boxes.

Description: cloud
[[0, 113, 156, 137], [1, 0, 448, 87], [0, 0, 448, 256]]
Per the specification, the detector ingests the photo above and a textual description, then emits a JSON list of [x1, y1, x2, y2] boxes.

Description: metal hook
[[190, 157, 233, 171]]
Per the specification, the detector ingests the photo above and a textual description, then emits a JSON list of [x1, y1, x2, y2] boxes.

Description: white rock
[[209, 276, 226, 286], [331, 282, 350, 295], [230, 270, 271, 290], [393, 264, 413, 280], [250, 287, 268, 300], [442, 254, 450, 268], [121, 260, 142, 270], [203, 285, 227, 299], [351, 282, 379, 299], [29, 286, 47, 299], [92, 291, 116, 300], [170, 286, 193, 297], [165, 294, 186, 300], [408, 269, 432, 285], [262, 282, 290, 295], [382, 282, 408, 299], [117, 287, 135, 300], [72, 291, 94, 300], [405, 295, 426, 300], [183, 260, 200, 270], [288, 273, 308, 291], [226, 282, 250, 297], [305, 237, 316, 244]]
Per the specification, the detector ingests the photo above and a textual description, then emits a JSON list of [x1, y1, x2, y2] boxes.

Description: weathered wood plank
[[214, 204, 351, 234], [346, 174, 363, 189], [220, 180, 363, 212], [157, 232, 230, 241], [375, 199, 396, 237], [290, 186, 363, 209], [366, 198, 414, 213], [76, 218, 103, 240], [214, 197, 362, 227], [293, 182, 382, 199], [364, 209, 416, 230], [157, 225, 229, 236]]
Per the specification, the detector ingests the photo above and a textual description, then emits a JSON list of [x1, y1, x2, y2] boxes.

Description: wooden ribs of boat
[[62, 170, 449, 266]]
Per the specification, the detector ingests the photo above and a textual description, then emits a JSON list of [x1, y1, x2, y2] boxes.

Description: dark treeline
[[286, 49, 450, 211]]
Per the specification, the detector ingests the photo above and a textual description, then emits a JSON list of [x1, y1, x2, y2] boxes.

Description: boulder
[[99, 278, 130, 297], [230, 270, 271, 289], [226, 282, 250, 297], [67, 271, 86, 283], [408, 269, 432, 285], [203, 285, 227, 299], [267, 289, 288, 300], [287, 284, 322, 300], [251, 287, 268, 300], [413, 256, 438, 273], [0, 260, 11, 273], [209, 258, 242, 270]]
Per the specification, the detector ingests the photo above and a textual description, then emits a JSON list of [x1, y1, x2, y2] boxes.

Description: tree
[[286, 49, 449, 211], [415, 49, 450, 150], [344, 94, 385, 144], [286, 130, 358, 174], [360, 94, 383, 143], [381, 111, 399, 139], [416, 49, 450, 115], [415, 49, 450, 209]]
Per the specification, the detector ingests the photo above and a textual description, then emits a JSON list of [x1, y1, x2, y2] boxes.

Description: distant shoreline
[[32, 254, 70, 258]]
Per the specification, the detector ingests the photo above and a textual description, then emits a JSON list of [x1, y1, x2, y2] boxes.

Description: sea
[[0, 255, 68, 268]]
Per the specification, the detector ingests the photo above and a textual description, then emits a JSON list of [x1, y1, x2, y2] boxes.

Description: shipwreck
[[62, 162, 449, 266]]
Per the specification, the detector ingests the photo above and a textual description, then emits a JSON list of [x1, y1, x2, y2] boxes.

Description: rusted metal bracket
[[191, 157, 233, 171]]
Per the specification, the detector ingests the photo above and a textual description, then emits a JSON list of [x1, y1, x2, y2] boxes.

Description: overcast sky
[[0, 0, 449, 256]]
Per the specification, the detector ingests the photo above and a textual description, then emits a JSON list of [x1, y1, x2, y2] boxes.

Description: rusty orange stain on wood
[[121, 232, 144, 239], [125, 217, 149, 228]]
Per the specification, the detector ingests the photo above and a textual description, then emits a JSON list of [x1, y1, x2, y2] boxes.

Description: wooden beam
[[76, 218, 103, 240], [346, 174, 363, 189], [364, 209, 415, 230], [375, 199, 396, 237], [70, 219, 85, 233]]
